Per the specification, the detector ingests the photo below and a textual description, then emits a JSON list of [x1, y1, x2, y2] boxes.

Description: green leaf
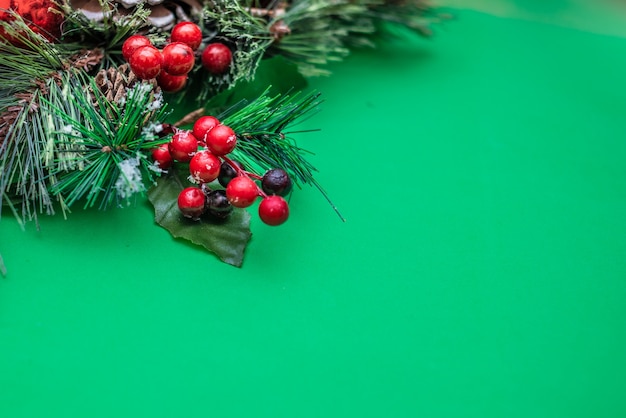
[[147, 171, 252, 267]]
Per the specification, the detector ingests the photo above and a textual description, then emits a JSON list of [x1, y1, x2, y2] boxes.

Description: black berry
[[205, 189, 233, 220], [261, 168, 292, 196], [218, 160, 244, 187]]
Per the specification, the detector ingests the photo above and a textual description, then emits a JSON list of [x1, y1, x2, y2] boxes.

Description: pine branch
[[42, 72, 170, 209], [268, 0, 439, 76], [367, 0, 443, 35], [175, 87, 343, 219], [189, 0, 274, 102], [0, 18, 75, 89], [0, 18, 89, 222], [221, 89, 322, 185], [225, 88, 344, 219], [59, 0, 155, 59], [0, 86, 55, 225]]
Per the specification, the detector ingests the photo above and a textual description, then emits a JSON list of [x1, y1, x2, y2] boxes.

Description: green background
[[2, 1, 626, 417]]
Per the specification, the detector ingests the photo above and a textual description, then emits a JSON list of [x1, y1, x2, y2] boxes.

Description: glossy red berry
[[157, 71, 187, 93], [177, 187, 206, 220], [170, 21, 203, 50], [192, 116, 220, 143], [168, 130, 198, 162], [129, 45, 163, 80], [189, 150, 221, 184], [201, 43, 233, 74], [206, 124, 237, 156], [258, 195, 290, 226], [122, 35, 153, 61], [226, 176, 259, 208], [162, 42, 196, 76], [151, 143, 173, 169]]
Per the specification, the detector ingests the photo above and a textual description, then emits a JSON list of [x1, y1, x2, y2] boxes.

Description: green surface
[[2, 5, 626, 418]]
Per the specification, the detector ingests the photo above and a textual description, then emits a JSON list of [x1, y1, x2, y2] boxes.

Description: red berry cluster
[[152, 117, 292, 226], [122, 22, 234, 92]]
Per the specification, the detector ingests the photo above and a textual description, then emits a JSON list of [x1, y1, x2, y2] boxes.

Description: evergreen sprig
[[269, 0, 438, 77], [0, 18, 74, 90], [270, 0, 375, 77], [194, 0, 273, 102], [43, 74, 170, 209], [0, 0, 438, 226], [221, 89, 319, 178], [188, 0, 439, 99], [0, 17, 83, 223], [59, 0, 154, 64], [218, 88, 344, 219]]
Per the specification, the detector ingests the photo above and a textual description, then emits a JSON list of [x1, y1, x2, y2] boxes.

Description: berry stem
[[174, 107, 205, 127], [247, 172, 263, 180]]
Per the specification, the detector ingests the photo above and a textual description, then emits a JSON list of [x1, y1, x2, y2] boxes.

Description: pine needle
[[42, 73, 170, 209], [217, 88, 345, 220]]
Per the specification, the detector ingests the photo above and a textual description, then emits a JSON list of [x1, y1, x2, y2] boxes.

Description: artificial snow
[[115, 156, 145, 201]]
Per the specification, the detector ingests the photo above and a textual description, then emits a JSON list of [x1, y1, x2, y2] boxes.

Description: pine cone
[[72, 0, 203, 30], [91, 63, 161, 119]]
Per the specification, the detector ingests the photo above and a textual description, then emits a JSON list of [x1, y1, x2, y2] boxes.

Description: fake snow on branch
[[115, 155, 146, 202]]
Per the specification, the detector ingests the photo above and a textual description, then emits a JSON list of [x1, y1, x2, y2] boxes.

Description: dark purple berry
[[218, 160, 244, 187], [205, 189, 233, 220], [261, 168, 292, 196]]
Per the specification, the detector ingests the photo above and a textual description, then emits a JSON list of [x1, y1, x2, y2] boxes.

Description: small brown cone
[[90, 63, 161, 119]]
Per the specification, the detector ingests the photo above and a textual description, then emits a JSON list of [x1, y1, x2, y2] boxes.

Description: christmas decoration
[[201, 42, 233, 75], [258, 195, 289, 226], [170, 21, 202, 50], [0, 0, 64, 43], [177, 186, 207, 219], [189, 149, 221, 183], [261, 168, 292, 196], [0, 0, 443, 274]]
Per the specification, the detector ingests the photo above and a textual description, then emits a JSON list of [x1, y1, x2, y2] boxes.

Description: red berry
[[157, 71, 187, 93], [129, 45, 163, 80], [158, 123, 175, 137], [206, 124, 237, 156], [169, 130, 198, 162], [162, 42, 196, 76], [226, 176, 259, 208], [258, 195, 290, 226], [151, 143, 173, 169], [171, 21, 203, 51], [177, 187, 206, 220], [122, 35, 152, 61], [189, 150, 221, 184], [192, 116, 220, 143], [201, 43, 233, 74]]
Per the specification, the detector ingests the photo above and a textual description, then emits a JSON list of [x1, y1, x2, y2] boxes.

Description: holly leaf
[[147, 171, 252, 267]]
